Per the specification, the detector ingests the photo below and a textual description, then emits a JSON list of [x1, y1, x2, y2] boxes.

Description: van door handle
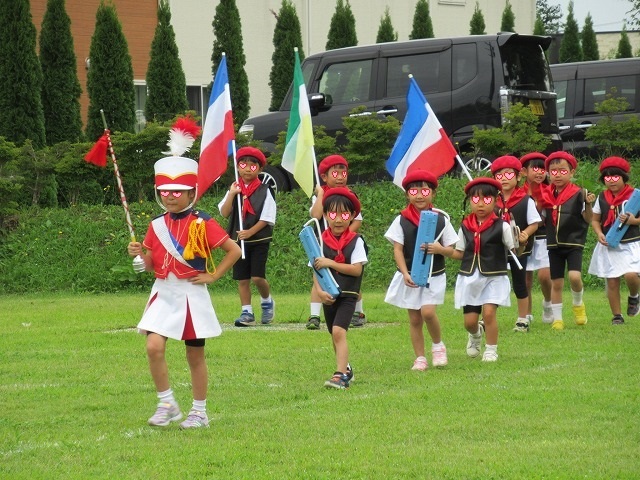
[[558, 125, 571, 131], [575, 123, 593, 130], [376, 107, 398, 116], [349, 111, 373, 117]]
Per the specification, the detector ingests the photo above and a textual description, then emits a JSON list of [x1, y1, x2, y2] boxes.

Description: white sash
[[151, 217, 192, 268]]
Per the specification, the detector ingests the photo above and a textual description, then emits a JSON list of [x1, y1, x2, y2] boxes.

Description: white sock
[[157, 388, 176, 406], [543, 300, 552, 309], [471, 326, 482, 337], [261, 295, 272, 305], [432, 341, 444, 349], [517, 316, 528, 323], [242, 304, 253, 314], [192, 399, 206, 413], [485, 344, 497, 353], [571, 289, 584, 306], [552, 303, 563, 320], [310, 302, 322, 316], [630, 294, 639, 299], [355, 299, 363, 312]]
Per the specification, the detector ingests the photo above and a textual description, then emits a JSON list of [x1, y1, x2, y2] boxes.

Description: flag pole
[[99, 109, 145, 273], [231, 138, 246, 259], [456, 154, 474, 181]]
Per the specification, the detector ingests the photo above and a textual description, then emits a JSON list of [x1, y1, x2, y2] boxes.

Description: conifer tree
[[212, 0, 250, 124], [559, 1, 582, 63], [616, 26, 633, 59], [40, 0, 82, 145], [326, 0, 358, 50], [536, 0, 563, 34], [376, 7, 398, 43], [469, 2, 486, 35], [533, 15, 546, 36], [145, 0, 188, 123], [0, 0, 46, 147], [409, 0, 434, 40], [86, 2, 136, 141], [269, 0, 304, 111], [500, 0, 516, 33], [581, 13, 600, 61]]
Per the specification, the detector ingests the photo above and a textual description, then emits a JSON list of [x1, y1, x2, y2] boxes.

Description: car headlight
[[239, 124, 254, 139]]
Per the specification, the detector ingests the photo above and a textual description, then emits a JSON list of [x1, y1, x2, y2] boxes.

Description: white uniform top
[[218, 186, 277, 225]]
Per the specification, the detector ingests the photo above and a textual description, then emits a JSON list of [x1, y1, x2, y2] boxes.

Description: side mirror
[[308, 93, 327, 108]]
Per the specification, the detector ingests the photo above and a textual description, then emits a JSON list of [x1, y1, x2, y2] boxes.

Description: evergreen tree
[[409, 0, 434, 40], [533, 14, 546, 36], [376, 7, 398, 43], [559, 1, 582, 63], [212, 0, 250, 124], [469, 2, 486, 35], [39, 0, 82, 145], [86, 2, 136, 141], [616, 26, 633, 59], [0, 0, 46, 147], [269, 0, 304, 111], [145, 0, 188, 123], [500, 0, 516, 33], [326, 0, 358, 50], [581, 13, 599, 61], [536, 0, 563, 34]]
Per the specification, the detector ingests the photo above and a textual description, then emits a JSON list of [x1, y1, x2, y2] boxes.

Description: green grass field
[[1, 290, 639, 479]]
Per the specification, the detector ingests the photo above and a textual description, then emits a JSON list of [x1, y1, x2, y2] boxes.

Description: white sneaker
[[411, 356, 428, 371], [179, 410, 209, 429], [466, 325, 483, 358], [431, 345, 448, 367], [482, 350, 498, 362], [148, 402, 182, 427], [542, 304, 554, 324], [513, 317, 530, 333]]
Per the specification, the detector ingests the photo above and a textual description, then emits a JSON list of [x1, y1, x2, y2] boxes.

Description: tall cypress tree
[[469, 2, 486, 35], [559, 1, 582, 63], [536, 0, 563, 35], [581, 14, 599, 61], [500, 0, 516, 33], [326, 0, 358, 50], [533, 15, 546, 36], [269, 0, 304, 112], [212, 0, 249, 125], [0, 0, 46, 147], [616, 26, 633, 59], [40, 0, 82, 145], [376, 7, 398, 43], [409, 0, 434, 40], [86, 2, 136, 140], [145, 0, 188, 123]]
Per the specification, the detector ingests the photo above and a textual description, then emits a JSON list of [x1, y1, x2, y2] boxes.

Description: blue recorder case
[[410, 210, 438, 287], [605, 188, 640, 248], [299, 222, 341, 298]]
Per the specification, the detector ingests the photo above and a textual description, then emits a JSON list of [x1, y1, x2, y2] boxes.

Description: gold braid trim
[[183, 218, 216, 275]]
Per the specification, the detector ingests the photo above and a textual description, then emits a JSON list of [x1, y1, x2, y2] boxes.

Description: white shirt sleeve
[[440, 217, 459, 247], [502, 221, 516, 250], [217, 191, 230, 215], [525, 198, 542, 224], [592, 197, 602, 215], [259, 190, 276, 225], [350, 237, 368, 265], [384, 216, 404, 245], [455, 227, 466, 251]]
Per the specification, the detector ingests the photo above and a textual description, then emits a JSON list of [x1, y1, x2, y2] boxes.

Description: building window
[[439, 0, 466, 5], [187, 85, 204, 119], [134, 83, 147, 133]]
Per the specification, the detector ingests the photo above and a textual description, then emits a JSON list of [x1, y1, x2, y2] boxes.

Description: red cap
[[545, 151, 577, 170], [490, 155, 522, 174], [401, 169, 439, 190], [322, 187, 361, 217], [520, 152, 547, 167], [318, 155, 348, 175], [236, 146, 266, 167], [464, 177, 502, 194], [599, 156, 630, 173]]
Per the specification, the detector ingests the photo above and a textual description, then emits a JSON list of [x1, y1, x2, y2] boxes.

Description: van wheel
[[259, 166, 290, 193], [463, 155, 492, 173]]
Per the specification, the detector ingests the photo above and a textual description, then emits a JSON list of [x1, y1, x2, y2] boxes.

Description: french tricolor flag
[[198, 53, 234, 198], [386, 76, 456, 187]]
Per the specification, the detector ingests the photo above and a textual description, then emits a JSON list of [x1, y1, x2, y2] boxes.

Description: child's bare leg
[[624, 272, 640, 296], [538, 267, 552, 302], [606, 277, 622, 315], [482, 304, 498, 345], [332, 326, 349, 374], [408, 309, 425, 358], [186, 345, 207, 401], [568, 270, 583, 295], [421, 305, 441, 344], [464, 311, 480, 334], [252, 276, 270, 298], [147, 333, 169, 392], [551, 277, 564, 304], [238, 279, 251, 306]]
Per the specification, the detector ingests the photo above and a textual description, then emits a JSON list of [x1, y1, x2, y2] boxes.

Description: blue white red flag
[[386, 76, 456, 187], [198, 54, 234, 198]]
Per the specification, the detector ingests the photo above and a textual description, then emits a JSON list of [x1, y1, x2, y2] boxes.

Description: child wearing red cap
[[307, 154, 367, 329], [384, 170, 458, 370], [491, 156, 541, 332], [520, 152, 553, 324], [530, 151, 596, 330], [219, 146, 277, 327], [312, 187, 367, 389], [450, 177, 516, 362], [128, 150, 241, 429], [588, 156, 640, 324]]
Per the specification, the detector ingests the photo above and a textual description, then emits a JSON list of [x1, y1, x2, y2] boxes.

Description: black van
[[551, 58, 640, 155], [242, 33, 560, 190]]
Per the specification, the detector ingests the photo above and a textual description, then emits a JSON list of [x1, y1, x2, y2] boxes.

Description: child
[[219, 147, 276, 327], [384, 170, 458, 370], [588, 156, 640, 324], [520, 152, 553, 324], [450, 178, 515, 362], [307, 155, 366, 329], [312, 187, 367, 389], [491, 156, 541, 332], [128, 156, 241, 428], [530, 151, 596, 330]]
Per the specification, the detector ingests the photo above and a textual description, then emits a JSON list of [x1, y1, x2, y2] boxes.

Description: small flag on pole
[[281, 48, 316, 197], [386, 76, 457, 187]]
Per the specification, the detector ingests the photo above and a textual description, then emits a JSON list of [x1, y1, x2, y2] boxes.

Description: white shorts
[[384, 271, 446, 309], [454, 271, 511, 309], [588, 241, 640, 278], [526, 238, 550, 271]]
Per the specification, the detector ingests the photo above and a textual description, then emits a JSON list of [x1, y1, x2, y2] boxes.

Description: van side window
[[452, 43, 477, 90], [555, 80, 568, 119], [318, 59, 373, 105], [386, 53, 442, 97], [583, 75, 636, 115]]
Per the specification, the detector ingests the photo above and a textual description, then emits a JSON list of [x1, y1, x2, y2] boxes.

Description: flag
[[84, 132, 109, 167], [281, 48, 315, 197], [386, 76, 456, 187], [198, 54, 234, 198]]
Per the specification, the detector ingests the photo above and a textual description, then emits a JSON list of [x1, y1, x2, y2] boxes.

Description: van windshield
[[500, 42, 552, 91]]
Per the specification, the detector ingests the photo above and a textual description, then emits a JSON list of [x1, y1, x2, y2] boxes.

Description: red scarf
[[531, 182, 581, 226], [322, 229, 357, 264], [603, 185, 634, 227], [462, 213, 498, 254], [239, 178, 262, 219], [400, 204, 427, 226], [496, 186, 528, 223]]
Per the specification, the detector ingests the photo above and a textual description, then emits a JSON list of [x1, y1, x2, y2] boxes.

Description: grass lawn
[[1, 290, 639, 479]]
